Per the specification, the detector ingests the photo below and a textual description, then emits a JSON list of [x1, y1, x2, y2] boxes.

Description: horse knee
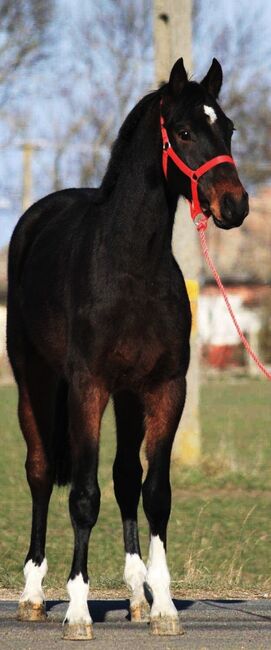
[[69, 484, 101, 529], [113, 458, 142, 513], [142, 475, 171, 532]]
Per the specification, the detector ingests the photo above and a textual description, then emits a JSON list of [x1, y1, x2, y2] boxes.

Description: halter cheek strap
[[160, 113, 236, 231]]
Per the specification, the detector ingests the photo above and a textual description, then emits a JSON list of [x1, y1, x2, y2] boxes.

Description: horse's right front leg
[[63, 373, 109, 640]]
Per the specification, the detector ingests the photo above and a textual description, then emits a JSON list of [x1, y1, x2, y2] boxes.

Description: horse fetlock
[[64, 573, 92, 633], [147, 580, 178, 631], [63, 603, 92, 627], [124, 553, 150, 622], [124, 553, 147, 592], [150, 590, 177, 619], [130, 599, 150, 623], [146, 534, 178, 628], [19, 558, 47, 618], [63, 600, 93, 641]]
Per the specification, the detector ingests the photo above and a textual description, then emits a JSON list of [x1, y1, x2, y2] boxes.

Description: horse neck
[[104, 101, 179, 273]]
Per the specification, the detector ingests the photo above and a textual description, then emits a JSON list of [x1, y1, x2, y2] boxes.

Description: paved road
[[1, 598, 271, 649]]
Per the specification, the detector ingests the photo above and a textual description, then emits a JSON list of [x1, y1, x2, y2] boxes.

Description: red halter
[[160, 112, 236, 231]]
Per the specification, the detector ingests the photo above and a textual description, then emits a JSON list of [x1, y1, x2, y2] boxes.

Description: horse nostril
[[221, 191, 249, 224], [200, 197, 211, 215]]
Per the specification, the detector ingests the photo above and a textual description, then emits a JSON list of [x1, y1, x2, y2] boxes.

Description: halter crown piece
[[160, 107, 236, 231]]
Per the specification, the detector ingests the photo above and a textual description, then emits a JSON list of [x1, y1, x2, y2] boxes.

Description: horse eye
[[178, 130, 191, 141]]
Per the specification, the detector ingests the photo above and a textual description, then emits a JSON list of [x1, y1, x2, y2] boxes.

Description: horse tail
[[53, 379, 72, 487]]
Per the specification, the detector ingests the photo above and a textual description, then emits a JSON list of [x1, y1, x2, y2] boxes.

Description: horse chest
[[110, 335, 164, 373], [98, 301, 184, 388]]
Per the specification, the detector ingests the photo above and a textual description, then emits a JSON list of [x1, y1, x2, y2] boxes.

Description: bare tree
[[193, 0, 271, 188], [49, 0, 153, 189], [0, 0, 53, 105]]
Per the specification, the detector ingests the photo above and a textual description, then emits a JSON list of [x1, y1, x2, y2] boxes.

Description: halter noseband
[[160, 110, 236, 231]]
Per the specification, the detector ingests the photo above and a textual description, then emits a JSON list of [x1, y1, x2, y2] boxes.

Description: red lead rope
[[199, 229, 271, 381], [160, 108, 271, 380]]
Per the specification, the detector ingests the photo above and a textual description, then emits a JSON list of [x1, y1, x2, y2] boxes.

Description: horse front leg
[[63, 373, 109, 640], [113, 391, 149, 622], [142, 376, 186, 636]]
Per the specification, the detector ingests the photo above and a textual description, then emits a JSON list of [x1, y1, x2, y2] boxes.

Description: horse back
[[8, 188, 99, 288]]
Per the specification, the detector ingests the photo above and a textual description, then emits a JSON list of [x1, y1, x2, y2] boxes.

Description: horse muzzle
[[212, 189, 249, 229], [202, 182, 249, 230]]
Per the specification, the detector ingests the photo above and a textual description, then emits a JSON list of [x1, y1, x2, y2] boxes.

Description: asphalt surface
[[1, 598, 271, 649]]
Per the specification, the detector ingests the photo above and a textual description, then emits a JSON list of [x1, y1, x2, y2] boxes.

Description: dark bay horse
[[7, 58, 248, 639]]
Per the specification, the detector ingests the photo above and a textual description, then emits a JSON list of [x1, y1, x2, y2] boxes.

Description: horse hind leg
[[15, 353, 58, 622], [113, 391, 149, 623]]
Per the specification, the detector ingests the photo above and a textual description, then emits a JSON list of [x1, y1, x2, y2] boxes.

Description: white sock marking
[[20, 558, 48, 605], [146, 536, 177, 618], [124, 553, 147, 607], [204, 105, 217, 124], [64, 574, 92, 626]]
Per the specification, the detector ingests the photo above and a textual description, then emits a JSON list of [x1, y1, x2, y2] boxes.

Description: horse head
[[161, 58, 249, 229]]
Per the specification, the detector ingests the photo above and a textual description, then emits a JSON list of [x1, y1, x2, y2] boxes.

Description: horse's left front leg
[[63, 373, 109, 640], [142, 376, 186, 636]]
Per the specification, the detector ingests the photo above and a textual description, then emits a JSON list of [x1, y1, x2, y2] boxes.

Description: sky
[[0, 0, 271, 248]]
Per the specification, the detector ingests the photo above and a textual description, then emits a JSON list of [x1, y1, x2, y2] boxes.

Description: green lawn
[[0, 377, 270, 595]]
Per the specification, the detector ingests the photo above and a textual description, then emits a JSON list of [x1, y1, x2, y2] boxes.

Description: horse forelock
[[166, 81, 213, 124]]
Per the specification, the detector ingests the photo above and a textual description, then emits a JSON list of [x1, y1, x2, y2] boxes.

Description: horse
[[6, 57, 248, 639]]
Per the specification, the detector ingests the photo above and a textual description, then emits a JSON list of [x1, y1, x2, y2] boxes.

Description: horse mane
[[100, 87, 163, 199]]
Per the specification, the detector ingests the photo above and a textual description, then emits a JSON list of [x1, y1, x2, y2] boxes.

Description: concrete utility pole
[[154, 0, 201, 465], [21, 142, 43, 212], [22, 143, 34, 212]]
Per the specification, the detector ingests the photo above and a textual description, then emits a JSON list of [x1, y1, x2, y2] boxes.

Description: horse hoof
[[150, 615, 184, 636], [17, 601, 47, 622], [130, 600, 150, 622], [62, 623, 94, 640]]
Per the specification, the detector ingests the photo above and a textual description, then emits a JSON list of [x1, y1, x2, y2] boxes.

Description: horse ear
[[168, 58, 188, 97], [201, 58, 223, 98]]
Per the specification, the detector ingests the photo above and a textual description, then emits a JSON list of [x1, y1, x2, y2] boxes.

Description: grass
[[0, 376, 270, 596]]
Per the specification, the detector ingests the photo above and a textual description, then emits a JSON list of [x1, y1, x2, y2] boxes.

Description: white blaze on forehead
[[204, 105, 217, 124]]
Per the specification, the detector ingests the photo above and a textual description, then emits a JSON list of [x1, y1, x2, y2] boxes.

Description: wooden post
[[154, 0, 201, 464]]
